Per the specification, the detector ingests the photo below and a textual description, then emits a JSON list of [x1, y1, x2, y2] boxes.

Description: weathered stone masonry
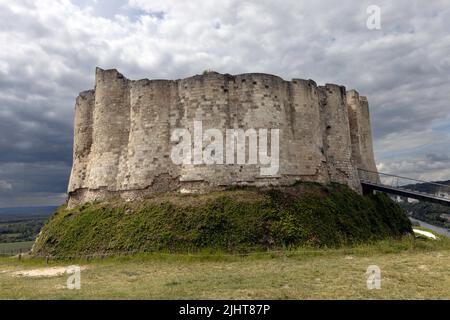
[[67, 68, 378, 207]]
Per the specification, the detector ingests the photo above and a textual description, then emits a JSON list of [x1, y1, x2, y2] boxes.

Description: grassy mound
[[32, 183, 412, 257]]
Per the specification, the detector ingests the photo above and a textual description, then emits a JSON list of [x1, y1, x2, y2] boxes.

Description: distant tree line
[[0, 218, 47, 243], [400, 201, 450, 229]]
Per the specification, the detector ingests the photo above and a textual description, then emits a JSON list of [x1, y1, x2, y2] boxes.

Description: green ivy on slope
[[32, 183, 412, 256]]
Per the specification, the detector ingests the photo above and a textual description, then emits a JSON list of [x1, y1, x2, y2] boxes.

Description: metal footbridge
[[358, 169, 450, 207]]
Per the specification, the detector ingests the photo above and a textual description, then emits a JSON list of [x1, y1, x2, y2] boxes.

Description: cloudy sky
[[0, 0, 449, 207]]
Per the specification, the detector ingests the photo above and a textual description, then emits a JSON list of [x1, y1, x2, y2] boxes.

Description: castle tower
[[347, 90, 378, 182], [67, 68, 378, 207]]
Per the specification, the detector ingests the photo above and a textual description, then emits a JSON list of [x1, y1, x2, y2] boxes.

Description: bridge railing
[[358, 168, 450, 200], [357, 168, 380, 184]]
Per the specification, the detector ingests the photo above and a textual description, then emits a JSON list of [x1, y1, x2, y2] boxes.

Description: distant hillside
[[401, 201, 450, 229], [402, 180, 450, 194], [397, 179, 450, 229], [0, 206, 57, 222], [0, 206, 57, 245]]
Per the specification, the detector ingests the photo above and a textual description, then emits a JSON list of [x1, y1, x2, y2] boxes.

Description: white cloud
[[0, 0, 450, 205], [377, 158, 450, 182], [0, 180, 12, 191], [375, 129, 441, 154]]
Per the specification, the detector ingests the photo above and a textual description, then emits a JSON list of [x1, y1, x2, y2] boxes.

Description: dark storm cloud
[[0, 0, 449, 206], [426, 153, 450, 163], [0, 161, 70, 207]]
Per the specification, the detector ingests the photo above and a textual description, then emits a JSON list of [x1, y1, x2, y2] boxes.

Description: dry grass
[[1, 236, 450, 299]]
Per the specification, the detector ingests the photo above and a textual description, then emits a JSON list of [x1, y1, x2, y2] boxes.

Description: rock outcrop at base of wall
[[67, 68, 378, 207]]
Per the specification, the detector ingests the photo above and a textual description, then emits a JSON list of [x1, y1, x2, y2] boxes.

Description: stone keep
[[68, 68, 378, 207]]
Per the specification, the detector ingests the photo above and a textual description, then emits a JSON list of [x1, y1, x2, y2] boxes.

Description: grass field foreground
[[1, 235, 450, 299]]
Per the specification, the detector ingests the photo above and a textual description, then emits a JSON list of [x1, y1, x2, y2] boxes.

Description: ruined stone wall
[[347, 90, 378, 181], [67, 90, 94, 191], [319, 84, 361, 191], [67, 68, 378, 207]]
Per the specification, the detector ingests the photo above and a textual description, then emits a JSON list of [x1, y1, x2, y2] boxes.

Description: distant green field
[[0, 241, 34, 255], [0, 217, 47, 243]]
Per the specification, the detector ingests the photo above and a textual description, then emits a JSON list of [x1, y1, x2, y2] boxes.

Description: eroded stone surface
[[67, 68, 377, 207]]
